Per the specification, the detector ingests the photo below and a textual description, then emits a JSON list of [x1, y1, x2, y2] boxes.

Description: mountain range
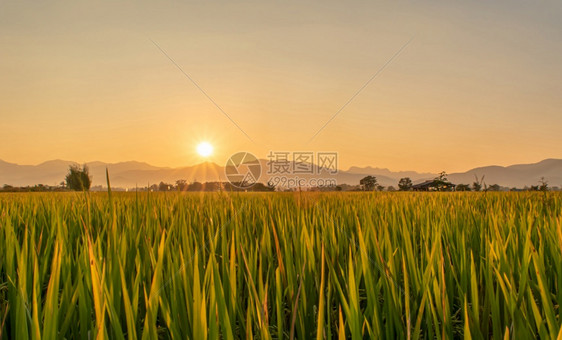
[[0, 158, 560, 189]]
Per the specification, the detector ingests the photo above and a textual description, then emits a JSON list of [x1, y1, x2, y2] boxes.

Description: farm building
[[412, 180, 456, 191]]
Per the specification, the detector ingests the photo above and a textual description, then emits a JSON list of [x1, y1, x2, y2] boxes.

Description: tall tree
[[65, 164, 92, 191], [473, 175, 485, 192]]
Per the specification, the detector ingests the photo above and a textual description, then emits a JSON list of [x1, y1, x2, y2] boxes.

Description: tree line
[[358, 173, 552, 192], [0, 165, 555, 192]]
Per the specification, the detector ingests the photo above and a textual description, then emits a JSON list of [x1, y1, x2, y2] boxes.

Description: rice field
[[0, 191, 561, 339]]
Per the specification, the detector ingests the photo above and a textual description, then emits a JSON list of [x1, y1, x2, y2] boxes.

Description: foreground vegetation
[[0, 191, 561, 339]]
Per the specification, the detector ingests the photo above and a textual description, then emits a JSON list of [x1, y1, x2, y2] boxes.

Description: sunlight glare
[[196, 142, 213, 157]]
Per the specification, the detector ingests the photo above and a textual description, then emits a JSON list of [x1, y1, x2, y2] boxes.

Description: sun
[[196, 142, 213, 157]]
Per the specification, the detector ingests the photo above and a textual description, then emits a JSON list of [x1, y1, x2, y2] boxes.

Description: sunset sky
[[1, 1, 561, 173]]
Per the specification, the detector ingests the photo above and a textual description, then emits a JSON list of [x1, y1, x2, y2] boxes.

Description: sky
[[1, 0, 561, 173]]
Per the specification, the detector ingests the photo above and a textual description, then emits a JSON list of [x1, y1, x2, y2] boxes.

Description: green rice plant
[[0, 191, 561, 339]]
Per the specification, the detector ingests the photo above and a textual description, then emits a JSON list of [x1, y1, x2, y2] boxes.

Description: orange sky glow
[[1, 1, 561, 173]]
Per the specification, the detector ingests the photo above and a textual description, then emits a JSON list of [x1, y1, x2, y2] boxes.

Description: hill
[[1, 158, 560, 189]]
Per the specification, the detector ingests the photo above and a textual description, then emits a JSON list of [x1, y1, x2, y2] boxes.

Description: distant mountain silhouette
[[447, 159, 562, 188], [0, 158, 560, 189], [346, 166, 437, 182], [0, 160, 223, 188]]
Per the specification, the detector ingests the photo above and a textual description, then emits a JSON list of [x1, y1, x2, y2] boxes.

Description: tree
[[158, 182, 172, 191], [376, 185, 385, 191], [539, 177, 549, 192], [176, 179, 188, 191], [387, 186, 396, 192], [488, 184, 501, 191], [435, 171, 448, 182], [473, 175, 485, 192], [432, 171, 454, 191], [188, 181, 203, 191], [456, 184, 471, 191], [65, 164, 92, 191], [360, 176, 377, 191], [398, 177, 413, 191], [472, 181, 481, 192], [249, 182, 275, 192]]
